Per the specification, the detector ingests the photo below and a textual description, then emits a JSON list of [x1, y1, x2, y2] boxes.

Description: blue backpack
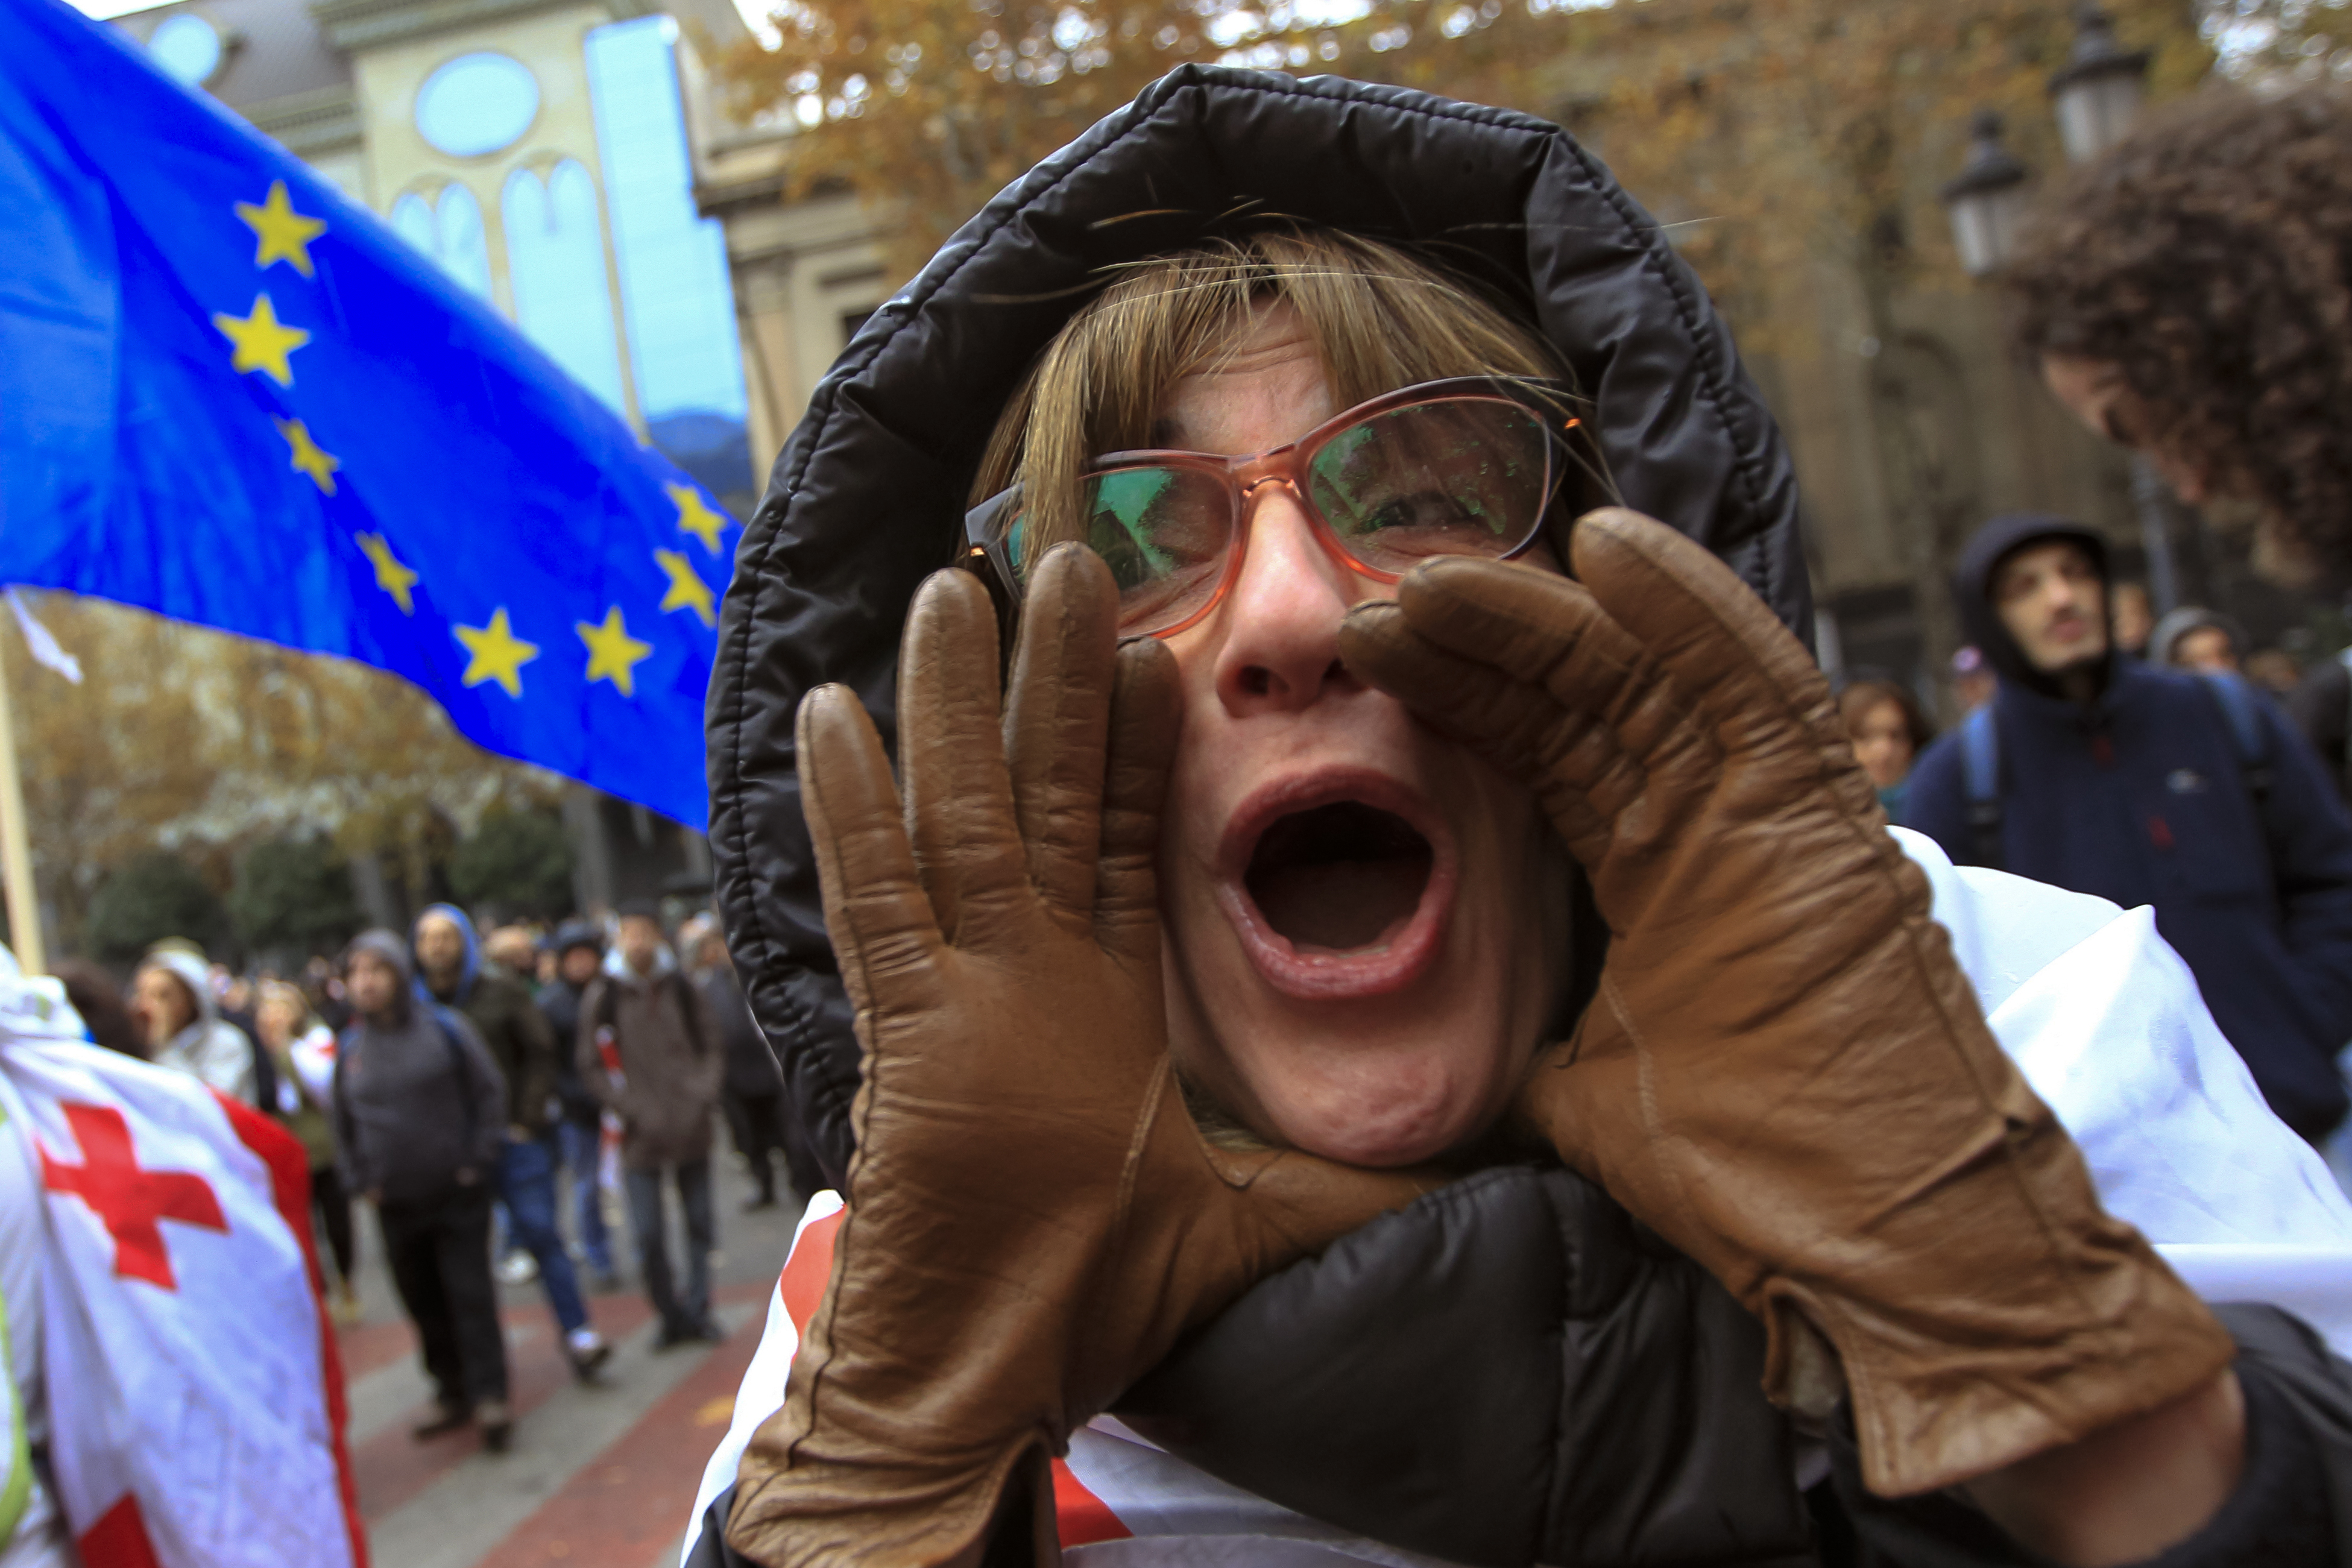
[[1959, 670, 2272, 872]]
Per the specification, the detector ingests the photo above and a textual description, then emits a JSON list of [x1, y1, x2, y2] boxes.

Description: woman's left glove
[[725, 545, 1431, 1568]]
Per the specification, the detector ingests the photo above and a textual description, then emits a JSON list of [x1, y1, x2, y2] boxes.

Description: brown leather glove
[[727, 545, 1431, 1567], [1337, 508, 2233, 1500]]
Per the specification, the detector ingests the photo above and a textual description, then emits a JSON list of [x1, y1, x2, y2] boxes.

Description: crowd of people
[[49, 897, 810, 1455]]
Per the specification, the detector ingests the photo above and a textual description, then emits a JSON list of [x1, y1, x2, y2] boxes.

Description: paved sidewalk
[[337, 1149, 805, 1568]]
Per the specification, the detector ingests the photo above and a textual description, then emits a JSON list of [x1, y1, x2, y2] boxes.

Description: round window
[[414, 53, 540, 158], [150, 14, 224, 86]]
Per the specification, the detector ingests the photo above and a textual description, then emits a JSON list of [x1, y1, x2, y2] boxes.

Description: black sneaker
[[695, 1315, 729, 1344], [477, 1399, 512, 1453], [570, 1340, 614, 1382], [410, 1402, 468, 1441], [654, 1318, 697, 1351]]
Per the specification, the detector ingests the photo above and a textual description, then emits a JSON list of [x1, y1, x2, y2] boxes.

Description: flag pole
[[0, 623, 42, 974]]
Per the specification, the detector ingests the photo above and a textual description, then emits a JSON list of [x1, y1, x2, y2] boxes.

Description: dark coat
[[537, 976, 602, 1124], [700, 964, 781, 1098], [578, 957, 722, 1171], [335, 1004, 507, 1205], [1907, 515, 2352, 1141], [438, 971, 558, 1135]]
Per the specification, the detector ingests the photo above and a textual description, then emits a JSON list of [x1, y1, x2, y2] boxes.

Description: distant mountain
[[647, 411, 755, 516]]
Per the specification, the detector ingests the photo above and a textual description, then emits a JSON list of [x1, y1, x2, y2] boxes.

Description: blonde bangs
[[973, 230, 1583, 564]]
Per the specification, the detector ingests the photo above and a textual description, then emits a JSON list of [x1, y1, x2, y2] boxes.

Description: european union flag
[[0, 0, 736, 828]]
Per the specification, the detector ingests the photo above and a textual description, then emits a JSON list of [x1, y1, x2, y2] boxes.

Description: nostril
[[1323, 658, 1349, 690], [1240, 666, 1272, 697]]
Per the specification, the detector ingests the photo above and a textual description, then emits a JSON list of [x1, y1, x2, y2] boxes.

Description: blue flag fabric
[[0, 0, 736, 828]]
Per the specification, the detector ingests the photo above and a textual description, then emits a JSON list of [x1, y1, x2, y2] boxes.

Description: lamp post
[[1936, 5, 2180, 614], [2049, 2, 2152, 165], [1938, 111, 2031, 279]]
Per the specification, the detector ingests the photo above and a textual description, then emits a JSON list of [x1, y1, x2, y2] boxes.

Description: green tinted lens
[[1308, 400, 1551, 567], [1083, 465, 1231, 631]]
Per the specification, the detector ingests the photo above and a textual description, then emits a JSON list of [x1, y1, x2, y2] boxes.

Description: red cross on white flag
[[38, 1102, 228, 1290], [0, 1030, 364, 1568]]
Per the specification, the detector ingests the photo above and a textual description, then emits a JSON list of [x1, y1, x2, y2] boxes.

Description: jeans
[[496, 1133, 589, 1337], [623, 1159, 713, 1333], [557, 1116, 612, 1274], [379, 1185, 507, 1408]]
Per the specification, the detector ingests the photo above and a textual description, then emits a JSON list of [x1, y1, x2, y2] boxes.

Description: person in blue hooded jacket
[[414, 903, 612, 1379], [1906, 512, 2352, 1142]]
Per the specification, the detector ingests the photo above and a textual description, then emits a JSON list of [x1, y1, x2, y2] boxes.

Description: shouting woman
[[686, 69, 2352, 1568]]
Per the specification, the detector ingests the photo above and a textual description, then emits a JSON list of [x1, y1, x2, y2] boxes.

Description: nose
[[1209, 486, 1367, 717]]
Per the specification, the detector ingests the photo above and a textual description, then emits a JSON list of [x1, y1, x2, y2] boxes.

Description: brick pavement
[[338, 1154, 803, 1568]]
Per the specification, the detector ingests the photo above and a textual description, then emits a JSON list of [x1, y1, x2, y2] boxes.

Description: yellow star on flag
[[235, 181, 327, 277], [654, 548, 716, 627], [213, 294, 309, 386], [577, 605, 653, 697], [356, 532, 418, 614], [669, 484, 727, 554], [455, 608, 540, 698], [273, 417, 339, 495]]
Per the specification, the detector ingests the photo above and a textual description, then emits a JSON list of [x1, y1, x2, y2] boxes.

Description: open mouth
[[1217, 770, 1457, 1001], [1246, 802, 1434, 953]]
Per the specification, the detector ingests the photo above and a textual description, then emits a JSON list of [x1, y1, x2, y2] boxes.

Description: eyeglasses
[[962, 377, 1585, 640]]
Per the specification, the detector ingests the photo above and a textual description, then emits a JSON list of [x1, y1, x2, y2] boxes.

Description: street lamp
[[1938, 110, 2030, 278], [2049, 3, 2151, 164]]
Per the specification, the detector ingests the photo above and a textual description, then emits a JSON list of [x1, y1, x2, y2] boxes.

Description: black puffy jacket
[[699, 66, 2348, 1568]]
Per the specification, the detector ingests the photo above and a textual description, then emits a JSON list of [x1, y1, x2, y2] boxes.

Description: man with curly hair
[[2009, 85, 2352, 588]]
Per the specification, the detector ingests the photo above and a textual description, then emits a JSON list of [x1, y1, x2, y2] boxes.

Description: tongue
[[1252, 858, 1429, 952], [1244, 801, 1434, 952]]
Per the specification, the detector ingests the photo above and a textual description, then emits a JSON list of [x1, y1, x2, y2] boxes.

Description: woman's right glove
[[1338, 508, 2234, 1500], [726, 546, 1431, 1567]]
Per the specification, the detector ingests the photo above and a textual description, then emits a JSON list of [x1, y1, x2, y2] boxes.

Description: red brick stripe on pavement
[[353, 1296, 654, 1520], [474, 1288, 772, 1568]]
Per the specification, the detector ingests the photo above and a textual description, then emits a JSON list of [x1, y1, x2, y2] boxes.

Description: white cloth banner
[[0, 1007, 361, 1568], [684, 830, 2352, 1566]]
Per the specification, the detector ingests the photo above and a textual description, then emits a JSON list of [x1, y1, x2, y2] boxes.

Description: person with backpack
[[579, 901, 723, 1348], [1908, 512, 2352, 1142], [333, 930, 514, 1450]]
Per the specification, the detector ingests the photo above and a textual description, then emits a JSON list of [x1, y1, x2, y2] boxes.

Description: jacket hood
[[707, 66, 1811, 1183], [345, 928, 415, 1025], [139, 948, 219, 1030], [1951, 511, 2113, 699], [2148, 606, 2248, 669], [414, 902, 481, 1002]]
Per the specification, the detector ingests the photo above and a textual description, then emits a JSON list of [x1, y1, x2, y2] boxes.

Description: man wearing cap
[[539, 920, 619, 1292], [1908, 512, 2352, 1143]]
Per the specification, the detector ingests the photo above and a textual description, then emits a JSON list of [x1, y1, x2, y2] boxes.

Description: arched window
[[434, 184, 493, 301], [388, 183, 493, 303], [504, 162, 629, 414]]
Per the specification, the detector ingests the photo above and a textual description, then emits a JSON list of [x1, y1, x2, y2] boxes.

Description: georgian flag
[[0, 971, 363, 1568]]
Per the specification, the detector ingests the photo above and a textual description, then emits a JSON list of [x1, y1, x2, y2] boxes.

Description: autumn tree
[[5, 593, 562, 959], [716, 0, 2216, 675]]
